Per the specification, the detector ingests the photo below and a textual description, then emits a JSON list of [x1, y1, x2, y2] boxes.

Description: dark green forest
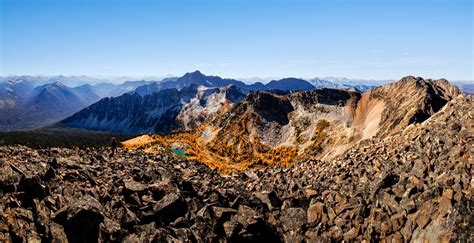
[[0, 128, 132, 148]]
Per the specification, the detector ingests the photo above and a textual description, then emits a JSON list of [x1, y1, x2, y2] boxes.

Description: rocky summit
[[0, 94, 472, 242]]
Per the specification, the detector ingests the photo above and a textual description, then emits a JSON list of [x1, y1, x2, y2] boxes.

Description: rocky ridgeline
[[0, 96, 472, 242]]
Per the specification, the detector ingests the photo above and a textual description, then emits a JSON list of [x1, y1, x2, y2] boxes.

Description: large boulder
[[53, 195, 104, 243]]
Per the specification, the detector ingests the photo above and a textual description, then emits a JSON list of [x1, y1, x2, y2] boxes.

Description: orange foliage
[[123, 118, 300, 173]]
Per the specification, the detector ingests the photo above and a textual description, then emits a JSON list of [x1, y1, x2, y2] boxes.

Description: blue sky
[[0, 0, 472, 80]]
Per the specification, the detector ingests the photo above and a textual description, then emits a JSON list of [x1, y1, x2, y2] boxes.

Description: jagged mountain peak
[[132, 72, 320, 96], [180, 70, 208, 81], [388, 76, 459, 94], [363, 76, 462, 138], [185, 70, 205, 76]]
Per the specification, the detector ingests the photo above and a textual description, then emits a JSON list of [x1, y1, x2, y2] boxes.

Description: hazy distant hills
[[0, 79, 36, 109], [0, 75, 112, 87], [309, 78, 384, 92], [0, 78, 149, 131], [0, 75, 162, 87], [453, 81, 474, 94], [31, 82, 91, 113], [0, 81, 95, 131]]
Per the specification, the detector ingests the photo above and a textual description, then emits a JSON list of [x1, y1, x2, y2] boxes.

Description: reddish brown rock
[[307, 202, 325, 224]]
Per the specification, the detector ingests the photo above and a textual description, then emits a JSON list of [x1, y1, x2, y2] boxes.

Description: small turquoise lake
[[171, 148, 188, 158]]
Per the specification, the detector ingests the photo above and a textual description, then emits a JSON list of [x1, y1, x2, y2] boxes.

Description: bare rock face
[[369, 76, 462, 137], [0, 94, 471, 241], [176, 85, 247, 131], [246, 91, 295, 125]]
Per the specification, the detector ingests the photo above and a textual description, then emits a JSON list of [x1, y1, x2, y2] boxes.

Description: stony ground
[[0, 96, 472, 242]]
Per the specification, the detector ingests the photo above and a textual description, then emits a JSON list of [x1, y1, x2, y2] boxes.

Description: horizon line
[[1, 72, 472, 83]]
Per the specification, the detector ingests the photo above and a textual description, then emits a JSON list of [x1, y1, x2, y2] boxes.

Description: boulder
[[254, 190, 281, 210], [307, 202, 325, 224], [53, 195, 104, 243], [280, 207, 306, 232]]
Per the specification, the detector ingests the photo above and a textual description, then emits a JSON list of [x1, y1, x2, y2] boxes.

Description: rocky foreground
[[0, 96, 472, 242]]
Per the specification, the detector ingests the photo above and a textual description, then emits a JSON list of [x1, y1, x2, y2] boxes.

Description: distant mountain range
[[0, 75, 164, 87], [452, 81, 474, 94], [0, 71, 471, 131], [309, 78, 386, 92], [132, 71, 317, 96], [0, 79, 148, 131]]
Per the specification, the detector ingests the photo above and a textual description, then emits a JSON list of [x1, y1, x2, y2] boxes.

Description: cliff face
[[176, 86, 247, 131]]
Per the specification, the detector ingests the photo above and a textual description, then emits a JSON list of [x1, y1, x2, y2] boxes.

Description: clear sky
[[0, 0, 472, 80]]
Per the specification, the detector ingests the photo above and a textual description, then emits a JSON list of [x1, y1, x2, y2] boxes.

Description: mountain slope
[[60, 85, 247, 134], [368, 76, 461, 137], [321, 95, 472, 241], [30, 82, 90, 114], [72, 84, 103, 104], [0, 79, 36, 109]]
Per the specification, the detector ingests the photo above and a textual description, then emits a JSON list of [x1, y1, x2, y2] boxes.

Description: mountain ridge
[[132, 71, 316, 96], [60, 84, 248, 134], [112, 76, 463, 171], [1, 72, 468, 132]]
